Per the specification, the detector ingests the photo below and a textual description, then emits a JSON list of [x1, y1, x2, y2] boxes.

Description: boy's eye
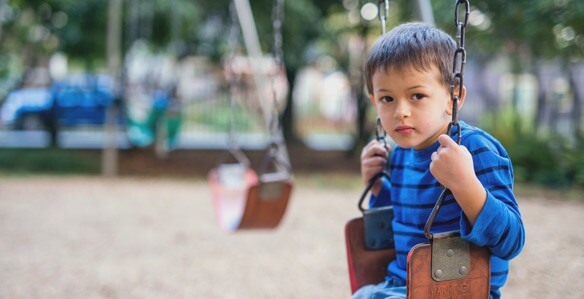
[[380, 96, 393, 103], [412, 93, 425, 101]]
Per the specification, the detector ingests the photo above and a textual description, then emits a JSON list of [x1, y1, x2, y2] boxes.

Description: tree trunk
[[535, 65, 547, 133], [568, 64, 582, 145], [282, 68, 299, 145]]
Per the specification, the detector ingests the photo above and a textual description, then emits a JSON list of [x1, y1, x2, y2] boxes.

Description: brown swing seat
[[345, 187, 491, 298], [407, 234, 490, 298], [345, 218, 490, 298], [209, 164, 292, 231]]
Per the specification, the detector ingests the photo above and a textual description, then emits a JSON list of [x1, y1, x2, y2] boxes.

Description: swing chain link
[[448, 0, 469, 145], [272, 0, 284, 68], [378, 0, 390, 34], [425, 0, 471, 240], [373, 1, 390, 148], [226, 2, 241, 152], [264, 0, 292, 177], [268, 0, 285, 142]]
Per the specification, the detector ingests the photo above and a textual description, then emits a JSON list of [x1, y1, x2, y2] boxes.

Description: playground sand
[[0, 176, 581, 298]]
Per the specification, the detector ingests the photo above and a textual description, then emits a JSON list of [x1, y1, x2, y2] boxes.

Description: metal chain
[[226, 2, 241, 152], [375, 0, 390, 139], [424, 0, 471, 241], [272, 0, 284, 68], [448, 0, 469, 145], [228, 2, 241, 61], [268, 0, 285, 141], [377, 0, 390, 34], [263, 0, 291, 175]]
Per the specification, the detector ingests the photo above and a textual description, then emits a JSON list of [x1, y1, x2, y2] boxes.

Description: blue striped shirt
[[370, 122, 525, 299]]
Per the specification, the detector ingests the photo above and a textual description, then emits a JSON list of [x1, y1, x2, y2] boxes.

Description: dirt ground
[[0, 176, 583, 299]]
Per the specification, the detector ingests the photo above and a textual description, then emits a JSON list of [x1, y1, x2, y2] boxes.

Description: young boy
[[354, 23, 525, 299]]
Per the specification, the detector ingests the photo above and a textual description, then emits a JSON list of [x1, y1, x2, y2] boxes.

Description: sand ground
[[0, 176, 582, 298]]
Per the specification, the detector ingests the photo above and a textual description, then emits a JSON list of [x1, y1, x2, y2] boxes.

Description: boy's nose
[[394, 101, 411, 119]]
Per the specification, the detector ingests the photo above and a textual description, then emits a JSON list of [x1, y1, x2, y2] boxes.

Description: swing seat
[[407, 234, 491, 298], [209, 164, 292, 231], [345, 219, 490, 298], [345, 217, 396, 293]]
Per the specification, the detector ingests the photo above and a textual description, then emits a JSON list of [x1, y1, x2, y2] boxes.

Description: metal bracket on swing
[[431, 231, 470, 281], [257, 141, 290, 201], [258, 173, 287, 200], [425, 189, 470, 282]]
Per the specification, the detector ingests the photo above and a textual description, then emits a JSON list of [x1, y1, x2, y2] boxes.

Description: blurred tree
[[192, 0, 341, 143], [6, 0, 580, 145], [430, 0, 584, 141]]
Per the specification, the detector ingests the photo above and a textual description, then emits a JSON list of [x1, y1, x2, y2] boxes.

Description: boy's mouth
[[395, 125, 414, 135]]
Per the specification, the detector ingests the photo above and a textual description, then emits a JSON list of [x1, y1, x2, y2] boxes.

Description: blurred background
[[0, 0, 583, 298], [0, 0, 582, 185]]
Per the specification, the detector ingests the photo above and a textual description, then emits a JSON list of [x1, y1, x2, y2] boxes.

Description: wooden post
[[103, 0, 123, 177]]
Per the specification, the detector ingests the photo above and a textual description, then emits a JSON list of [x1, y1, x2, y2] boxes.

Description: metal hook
[[376, 116, 387, 147], [378, 0, 390, 34]]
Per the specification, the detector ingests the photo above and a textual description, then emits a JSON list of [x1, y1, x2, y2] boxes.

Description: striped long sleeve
[[369, 122, 525, 299]]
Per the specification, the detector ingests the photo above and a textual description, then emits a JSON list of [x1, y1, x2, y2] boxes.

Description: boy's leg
[[352, 277, 406, 299]]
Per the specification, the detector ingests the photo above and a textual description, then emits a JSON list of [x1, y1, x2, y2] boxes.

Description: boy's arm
[[369, 177, 392, 208], [430, 135, 486, 225], [431, 134, 525, 260]]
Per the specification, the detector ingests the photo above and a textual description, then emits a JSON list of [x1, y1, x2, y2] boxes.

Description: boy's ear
[[446, 85, 466, 115], [369, 93, 376, 106]]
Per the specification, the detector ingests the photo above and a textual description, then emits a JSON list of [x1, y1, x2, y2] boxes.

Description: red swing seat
[[209, 163, 292, 231], [208, 0, 293, 232], [345, 217, 396, 293]]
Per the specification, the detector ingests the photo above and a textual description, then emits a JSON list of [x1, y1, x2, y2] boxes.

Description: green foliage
[[480, 108, 584, 189], [0, 148, 100, 175], [188, 104, 255, 132], [431, 0, 584, 68]]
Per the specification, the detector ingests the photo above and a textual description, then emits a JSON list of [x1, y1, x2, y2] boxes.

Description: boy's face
[[369, 64, 464, 150]]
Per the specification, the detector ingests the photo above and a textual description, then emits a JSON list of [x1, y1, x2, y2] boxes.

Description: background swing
[[345, 1, 491, 297], [208, 0, 293, 232]]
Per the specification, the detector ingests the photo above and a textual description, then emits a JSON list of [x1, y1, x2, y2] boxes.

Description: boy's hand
[[430, 134, 487, 226], [360, 139, 390, 196], [430, 134, 475, 191]]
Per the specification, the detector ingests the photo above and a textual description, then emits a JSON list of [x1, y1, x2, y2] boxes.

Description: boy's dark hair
[[365, 22, 456, 95]]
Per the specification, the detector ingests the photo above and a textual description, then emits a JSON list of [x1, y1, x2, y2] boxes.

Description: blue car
[[0, 74, 123, 130], [0, 88, 53, 129], [52, 74, 122, 127]]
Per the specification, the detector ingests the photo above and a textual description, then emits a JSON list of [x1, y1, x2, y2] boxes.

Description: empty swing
[[208, 0, 293, 232], [345, 1, 490, 297]]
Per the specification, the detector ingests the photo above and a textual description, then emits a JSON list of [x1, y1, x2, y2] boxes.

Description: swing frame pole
[[232, 0, 290, 176]]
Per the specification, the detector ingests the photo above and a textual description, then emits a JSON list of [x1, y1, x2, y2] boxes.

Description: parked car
[[52, 74, 122, 127], [0, 87, 54, 129], [0, 74, 124, 130]]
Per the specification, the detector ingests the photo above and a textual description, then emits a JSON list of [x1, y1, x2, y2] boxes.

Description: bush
[[479, 109, 584, 189], [0, 148, 100, 175]]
